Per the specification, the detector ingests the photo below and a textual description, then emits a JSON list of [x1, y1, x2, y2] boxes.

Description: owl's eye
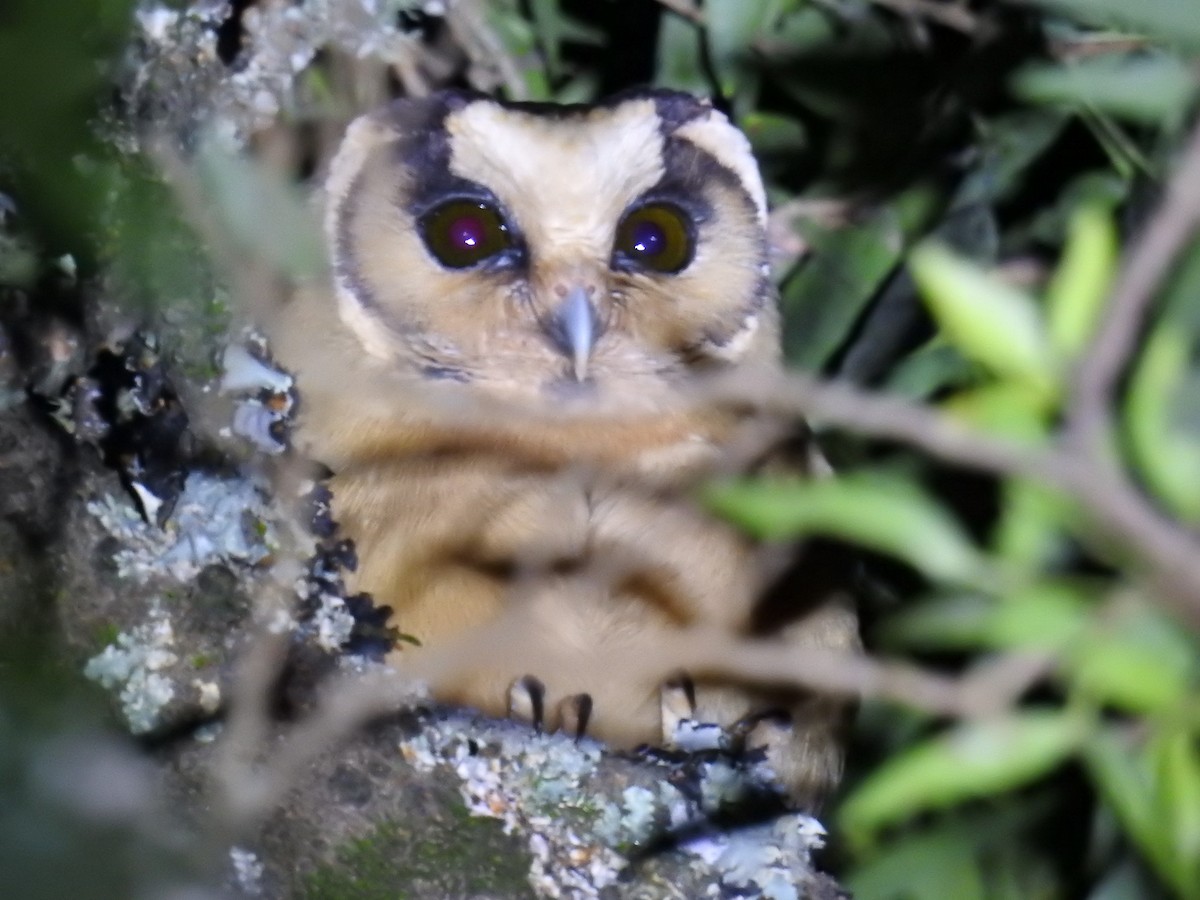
[[420, 200, 512, 269], [613, 203, 694, 274]]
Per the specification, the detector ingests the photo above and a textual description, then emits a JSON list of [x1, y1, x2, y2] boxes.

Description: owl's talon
[[659, 672, 696, 747], [507, 675, 546, 732], [556, 693, 593, 741]]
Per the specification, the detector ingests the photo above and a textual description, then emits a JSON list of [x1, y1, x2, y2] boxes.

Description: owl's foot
[[506, 674, 593, 740]]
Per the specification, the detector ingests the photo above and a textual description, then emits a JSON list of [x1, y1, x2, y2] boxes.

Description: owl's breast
[[335, 445, 761, 646]]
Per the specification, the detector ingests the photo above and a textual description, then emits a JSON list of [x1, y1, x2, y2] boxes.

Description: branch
[[655, 0, 705, 27], [705, 370, 1200, 630], [228, 612, 1051, 822], [863, 0, 980, 34]]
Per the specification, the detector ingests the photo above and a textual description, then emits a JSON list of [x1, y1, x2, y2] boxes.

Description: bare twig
[[223, 611, 1049, 823], [1049, 34, 1156, 61], [957, 651, 1059, 714], [655, 0, 706, 27], [705, 370, 1200, 630], [225, 670, 425, 822], [213, 623, 292, 831], [863, 0, 979, 34]]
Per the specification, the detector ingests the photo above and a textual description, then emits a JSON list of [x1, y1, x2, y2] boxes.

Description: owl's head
[[324, 89, 777, 415]]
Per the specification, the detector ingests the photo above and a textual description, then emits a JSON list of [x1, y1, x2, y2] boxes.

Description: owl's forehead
[[443, 99, 669, 244]]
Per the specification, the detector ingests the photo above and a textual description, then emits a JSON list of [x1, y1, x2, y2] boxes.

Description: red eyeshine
[[448, 215, 486, 249]]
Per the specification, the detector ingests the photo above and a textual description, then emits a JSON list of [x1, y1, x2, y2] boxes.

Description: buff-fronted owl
[[271, 88, 860, 809]]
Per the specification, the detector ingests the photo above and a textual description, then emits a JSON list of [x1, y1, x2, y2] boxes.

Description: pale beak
[[552, 286, 598, 382]]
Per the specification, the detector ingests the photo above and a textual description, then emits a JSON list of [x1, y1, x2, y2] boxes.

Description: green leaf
[[0, 0, 138, 258], [783, 186, 938, 369], [884, 583, 1089, 652], [527, 0, 604, 78], [553, 72, 600, 105], [484, 5, 551, 100], [1046, 201, 1118, 359], [1067, 602, 1198, 713], [101, 157, 217, 317], [1125, 326, 1200, 521], [1087, 858, 1167, 900], [194, 139, 326, 281], [846, 800, 1056, 900], [909, 242, 1058, 397], [1024, 170, 1130, 247], [740, 111, 806, 156], [881, 594, 997, 650], [1026, 0, 1200, 53], [1159, 232, 1200, 329], [958, 109, 1071, 208], [1014, 54, 1198, 125], [759, 5, 838, 58], [884, 340, 976, 400], [781, 211, 903, 369], [992, 481, 1072, 571], [841, 711, 1088, 846], [705, 0, 774, 109], [704, 472, 985, 583], [653, 11, 710, 95], [846, 824, 986, 900], [1085, 730, 1164, 881], [1150, 727, 1200, 894], [987, 583, 1091, 649], [939, 382, 1052, 440]]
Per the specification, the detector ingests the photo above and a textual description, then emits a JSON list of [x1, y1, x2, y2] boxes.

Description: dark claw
[[660, 671, 697, 747], [506, 675, 546, 732], [557, 693, 593, 741]]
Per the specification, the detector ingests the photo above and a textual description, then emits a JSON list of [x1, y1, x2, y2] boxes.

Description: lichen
[[193, 678, 222, 713], [401, 713, 624, 897], [219, 342, 296, 454], [594, 785, 661, 849], [230, 846, 265, 896], [311, 593, 357, 652], [132, 0, 437, 146], [399, 709, 830, 898], [83, 603, 179, 734], [87, 471, 275, 582]]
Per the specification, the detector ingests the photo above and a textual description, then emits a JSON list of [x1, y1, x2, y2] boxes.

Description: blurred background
[[2, 1, 1200, 898]]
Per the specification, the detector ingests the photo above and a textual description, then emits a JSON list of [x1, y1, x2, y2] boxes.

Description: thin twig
[[234, 614, 1029, 820], [864, 0, 979, 34], [1049, 34, 1156, 61], [705, 370, 1200, 630], [213, 623, 292, 832], [655, 0, 705, 27]]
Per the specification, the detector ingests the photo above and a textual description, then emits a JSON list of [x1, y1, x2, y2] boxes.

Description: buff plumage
[[272, 89, 859, 809]]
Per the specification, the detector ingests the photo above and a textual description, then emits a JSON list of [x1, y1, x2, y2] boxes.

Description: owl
[[271, 88, 860, 809]]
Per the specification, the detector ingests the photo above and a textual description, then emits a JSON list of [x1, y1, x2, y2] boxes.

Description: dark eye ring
[[613, 203, 694, 274], [420, 199, 512, 269]]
